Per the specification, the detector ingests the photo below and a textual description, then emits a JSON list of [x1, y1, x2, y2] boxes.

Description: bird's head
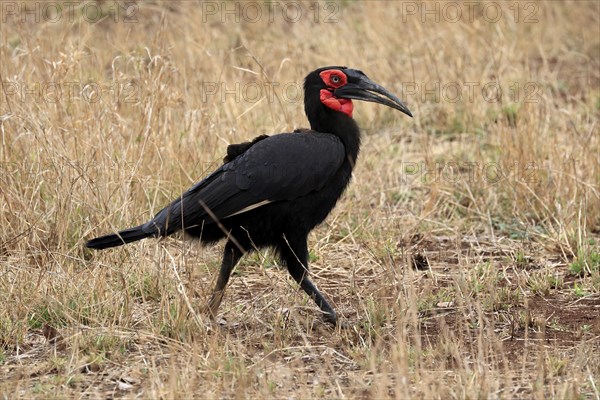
[[304, 66, 413, 124]]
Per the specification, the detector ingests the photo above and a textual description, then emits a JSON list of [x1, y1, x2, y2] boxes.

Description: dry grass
[[1, 1, 599, 398]]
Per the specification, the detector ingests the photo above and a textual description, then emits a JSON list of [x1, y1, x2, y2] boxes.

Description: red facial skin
[[319, 69, 354, 117]]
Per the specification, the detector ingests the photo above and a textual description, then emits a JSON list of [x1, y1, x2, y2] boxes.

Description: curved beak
[[334, 69, 413, 117]]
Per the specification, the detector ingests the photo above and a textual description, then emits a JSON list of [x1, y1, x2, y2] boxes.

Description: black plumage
[[87, 66, 412, 324]]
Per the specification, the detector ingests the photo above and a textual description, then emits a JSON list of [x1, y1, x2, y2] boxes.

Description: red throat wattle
[[320, 89, 354, 117]]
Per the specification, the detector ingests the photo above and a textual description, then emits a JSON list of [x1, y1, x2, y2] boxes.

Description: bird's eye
[[331, 75, 340, 84]]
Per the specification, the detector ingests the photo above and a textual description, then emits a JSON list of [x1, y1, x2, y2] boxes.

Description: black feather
[[86, 225, 150, 250], [223, 134, 269, 163]]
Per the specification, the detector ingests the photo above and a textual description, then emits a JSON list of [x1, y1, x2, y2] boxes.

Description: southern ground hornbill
[[87, 66, 412, 325]]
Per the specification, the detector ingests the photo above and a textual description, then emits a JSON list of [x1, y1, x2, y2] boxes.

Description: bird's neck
[[307, 108, 361, 166]]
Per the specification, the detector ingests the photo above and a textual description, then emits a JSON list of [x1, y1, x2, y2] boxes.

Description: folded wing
[[143, 132, 345, 235]]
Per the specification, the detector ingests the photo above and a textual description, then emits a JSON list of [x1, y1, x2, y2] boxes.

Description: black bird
[[87, 66, 412, 325]]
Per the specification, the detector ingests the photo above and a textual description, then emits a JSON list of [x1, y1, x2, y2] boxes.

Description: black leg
[[207, 240, 244, 318], [280, 235, 338, 325]]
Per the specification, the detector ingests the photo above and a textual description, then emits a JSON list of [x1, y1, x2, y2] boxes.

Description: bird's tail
[[86, 225, 151, 250]]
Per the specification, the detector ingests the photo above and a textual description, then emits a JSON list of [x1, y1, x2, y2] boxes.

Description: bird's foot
[[323, 311, 338, 325], [322, 312, 352, 329], [206, 291, 224, 319]]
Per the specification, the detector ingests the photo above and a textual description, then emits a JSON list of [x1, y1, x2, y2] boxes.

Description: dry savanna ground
[[1, 1, 599, 398]]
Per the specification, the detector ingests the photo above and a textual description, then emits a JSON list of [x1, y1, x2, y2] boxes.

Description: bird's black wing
[[142, 132, 345, 235]]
